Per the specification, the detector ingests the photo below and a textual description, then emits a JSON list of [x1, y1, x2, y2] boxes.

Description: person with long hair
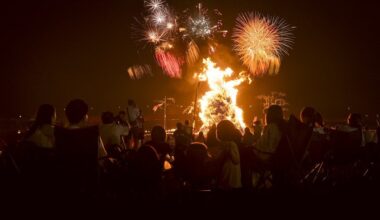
[[253, 105, 286, 162], [216, 120, 242, 190], [26, 104, 56, 148]]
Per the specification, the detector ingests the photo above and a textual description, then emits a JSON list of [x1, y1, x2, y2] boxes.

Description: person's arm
[[98, 137, 108, 159], [229, 142, 240, 165]]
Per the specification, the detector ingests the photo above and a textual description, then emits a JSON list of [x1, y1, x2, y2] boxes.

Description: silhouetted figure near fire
[[54, 99, 107, 198]]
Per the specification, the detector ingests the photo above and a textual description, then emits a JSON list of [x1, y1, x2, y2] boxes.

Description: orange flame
[[196, 58, 246, 132]]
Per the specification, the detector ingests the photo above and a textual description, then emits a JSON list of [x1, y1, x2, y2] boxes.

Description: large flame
[[196, 58, 246, 132]]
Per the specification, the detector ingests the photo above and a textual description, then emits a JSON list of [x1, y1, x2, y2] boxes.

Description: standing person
[[216, 120, 242, 190], [99, 111, 126, 152], [252, 119, 263, 145], [127, 99, 144, 149], [242, 127, 255, 147], [183, 120, 194, 141], [114, 111, 130, 149], [195, 131, 206, 144]]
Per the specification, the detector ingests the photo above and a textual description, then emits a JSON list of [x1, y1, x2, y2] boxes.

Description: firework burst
[[232, 12, 294, 76], [184, 3, 226, 40], [145, 0, 165, 12], [155, 48, 183, 78]]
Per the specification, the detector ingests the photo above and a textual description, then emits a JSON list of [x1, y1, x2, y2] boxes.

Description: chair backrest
[[330, 129, 362, 163], [54, 126, 99, 192]]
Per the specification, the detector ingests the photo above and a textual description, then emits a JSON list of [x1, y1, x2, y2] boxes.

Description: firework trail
[[155, 48, 183, 78], [128, 64, 152, 80], [232, 12, 294, 76]]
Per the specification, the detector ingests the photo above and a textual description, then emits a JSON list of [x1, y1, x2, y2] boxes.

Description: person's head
[[300, 107, 316, 126], [65, 99, 88, 124], [128, 99, 135, 106], [347, 113, 362, 129], [35, 104, 56, 126], [101, 111, 114, 124], [176, 122, 183, 130], [198, 131, 204, 137], [253, 119, 262, 133], [187, 142, 208, 161], [265, 105, 284, 125], [216, 120, 237, 142], [151, 125, 166, 143], [244, 127, 252, 135], [184, 120, 190, 126], [117, 111, 126, 120], [315, 112, 324, 127]]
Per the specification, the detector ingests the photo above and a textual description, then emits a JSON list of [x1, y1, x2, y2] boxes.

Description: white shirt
[[127, 106, 140, 122], [99, 123, 127, 148]]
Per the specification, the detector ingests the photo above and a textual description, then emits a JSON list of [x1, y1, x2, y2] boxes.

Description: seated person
[[54, 99, 107, 195], [99, 111, 126, 153]]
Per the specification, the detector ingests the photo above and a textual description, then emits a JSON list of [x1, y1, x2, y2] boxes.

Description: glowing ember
[[196, 58, 246, 131]]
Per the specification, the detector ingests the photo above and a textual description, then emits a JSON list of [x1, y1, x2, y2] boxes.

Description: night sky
[[1, 0, 379, 122]]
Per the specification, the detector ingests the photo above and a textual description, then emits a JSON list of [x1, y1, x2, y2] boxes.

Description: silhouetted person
[[252, 119, 263, 145], [54, 99, 107, 197], [19, 104, 56, 194], [173, 122, 190, 178], [25, 104, 56, 149], [127, 100, 144, 149], [184, 120, 193, 140], [253, 105, 301, 190], [130, 144, 162, 203], [99, 111, 125, 153], [300, 107, 316, 128], [185, 143, 212, 190], [206, 124, 219, 149], [145, 126, 172, 170], [216, 120, 242, 190], [196, 131, 206, 143], [242, 127, 254, 147]]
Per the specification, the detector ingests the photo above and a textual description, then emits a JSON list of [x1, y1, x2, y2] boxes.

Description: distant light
[[17, 130, 21, 135], [166, 22, 174, 29], [18, 115, 22, 119]]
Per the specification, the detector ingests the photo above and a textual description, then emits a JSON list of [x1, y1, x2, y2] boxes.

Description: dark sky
[[1, 0, 379, 121]]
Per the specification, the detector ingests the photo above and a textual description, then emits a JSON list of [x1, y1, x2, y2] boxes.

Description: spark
[[186, 40, 200, 65], [153, 11, 167, 25], [145, 0, 165, 12]]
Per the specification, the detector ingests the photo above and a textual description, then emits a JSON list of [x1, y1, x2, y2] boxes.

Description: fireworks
[[196, 58, 246, 132], [155, 48, 183, 78], [184, 3, 226, 40], [128, 65, 152, 80], [186, 40, 200, 65], [132, 1, 229, 77], [232, 13, 294, 76], [145, 0, 165, 12]]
